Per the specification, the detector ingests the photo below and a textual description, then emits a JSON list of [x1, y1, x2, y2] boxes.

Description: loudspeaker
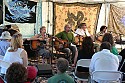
[[36, 63, 53, 77]]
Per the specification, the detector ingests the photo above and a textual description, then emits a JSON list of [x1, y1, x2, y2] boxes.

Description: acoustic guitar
[[75, 35, 84, 45], [53, 38, 70, 51], [30, 39, 46, 51]]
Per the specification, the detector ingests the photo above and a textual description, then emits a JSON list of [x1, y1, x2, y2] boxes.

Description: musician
[[96, 25, 107, 42], [55, 24, 78, 63], [74, 23, 92, 46], [75, 23, 91, 37], [31, 26, 51, 58]]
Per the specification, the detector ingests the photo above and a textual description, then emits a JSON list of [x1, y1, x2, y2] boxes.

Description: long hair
[[102, 33, 114, 47], [9, 33, 23, 52], [81, 36, 94, 55]]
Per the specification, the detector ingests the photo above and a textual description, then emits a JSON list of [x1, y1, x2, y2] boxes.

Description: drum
[[75, 36, 84, 45]]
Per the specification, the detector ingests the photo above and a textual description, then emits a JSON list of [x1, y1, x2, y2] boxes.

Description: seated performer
[[55, 24, 78, 63], [75, 23, 91, 37], [95, 25, 107, 43], [74, 23, 91, 45], [31, 26, 51, 58]]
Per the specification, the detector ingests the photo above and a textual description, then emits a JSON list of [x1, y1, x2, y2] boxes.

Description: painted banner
[[5, 0, 37, 23], [54, 3, 101, 35], [108, 4, 125, 35], [0, 0, 3, 24]]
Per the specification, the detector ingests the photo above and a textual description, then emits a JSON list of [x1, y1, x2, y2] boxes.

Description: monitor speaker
[[36, 63, 53, 77]]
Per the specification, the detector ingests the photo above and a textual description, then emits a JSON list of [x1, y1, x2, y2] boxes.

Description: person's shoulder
[[48, 75, 57, 83]]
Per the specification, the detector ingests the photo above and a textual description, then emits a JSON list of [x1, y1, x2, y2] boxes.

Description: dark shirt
[[77, 50, 94, 72], [119, 49, 125, 72]]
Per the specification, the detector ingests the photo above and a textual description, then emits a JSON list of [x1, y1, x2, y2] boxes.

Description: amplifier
[[36, 63, 53, 77]]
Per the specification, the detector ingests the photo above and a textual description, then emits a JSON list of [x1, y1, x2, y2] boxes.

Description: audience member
[[89, 42, 119, 82], [102, 33, 118, 55], [6, 62, 27, 83], [1, 33, 28, 75], [48, 58, 75, 83], [25, 66, 37, 83], [0, 31, 11, 56], [73, 36, 94, 67], [90, 42, 119, 73]]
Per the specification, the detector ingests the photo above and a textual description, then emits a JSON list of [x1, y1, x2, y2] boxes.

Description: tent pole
[[104, 0, 106, 25], [47, 0, 50, 33]]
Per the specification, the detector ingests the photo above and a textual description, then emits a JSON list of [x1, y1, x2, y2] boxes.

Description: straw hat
[[0, 31, 12, 39]]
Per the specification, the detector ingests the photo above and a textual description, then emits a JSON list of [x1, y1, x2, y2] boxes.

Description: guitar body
[[54, 39, 69, 51], [30, 40, 41, 51], [30, 40, 46, 51], [95, 36, 103, 44], [75, 36, 84, 45]]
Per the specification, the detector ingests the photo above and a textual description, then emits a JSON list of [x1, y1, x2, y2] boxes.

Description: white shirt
[[74, 28, 91, 37], [89, 49, 119, 74], [1, 47, 24, 74]]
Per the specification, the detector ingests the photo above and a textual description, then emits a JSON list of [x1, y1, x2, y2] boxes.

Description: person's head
[[40, 26, 46, 34], [100, 25, 107, 32], [9, 33, 23, 51], [64, 24, 72, 32], [100, 42, 111, 51], [6, 63, 27, 83], [102, 33, 114, 46], [81, 36, 94, 53], [0, 31, 12, 40], [27, 66, 37, 82], [78, 23, 87, 30], [57, 58, 69, 73]]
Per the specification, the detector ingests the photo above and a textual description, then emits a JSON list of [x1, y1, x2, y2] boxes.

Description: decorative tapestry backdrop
[[54, 3, 101, 35], [5, 0, 36, 23], [108, 4, 125, 35]]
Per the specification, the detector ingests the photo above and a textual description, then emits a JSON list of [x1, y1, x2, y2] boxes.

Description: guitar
[[53, 38, 70, 51], [95, 36, 103, 44], [75, 35, 84, 45], [30, 39, 46, 51]]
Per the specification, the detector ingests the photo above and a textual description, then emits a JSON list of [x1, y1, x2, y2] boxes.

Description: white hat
[[0, 31, 12, 39]]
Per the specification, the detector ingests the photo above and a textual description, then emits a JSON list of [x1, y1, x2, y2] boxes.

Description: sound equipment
[[36, 63, 53, 77]]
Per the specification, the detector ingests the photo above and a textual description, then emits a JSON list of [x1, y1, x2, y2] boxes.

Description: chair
[[91, 71, 123, 83], [118, 55, 122, 63], [73, 59, 91, 82]]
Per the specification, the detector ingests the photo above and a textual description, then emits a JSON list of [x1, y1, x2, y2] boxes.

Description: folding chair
[[91, 71, 123, 83], [73, 59, 91, 82]]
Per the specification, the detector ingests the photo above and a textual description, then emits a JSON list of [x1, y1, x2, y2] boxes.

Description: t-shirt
[[48, 73, 75, 83], [55, 31, 75, 43]]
